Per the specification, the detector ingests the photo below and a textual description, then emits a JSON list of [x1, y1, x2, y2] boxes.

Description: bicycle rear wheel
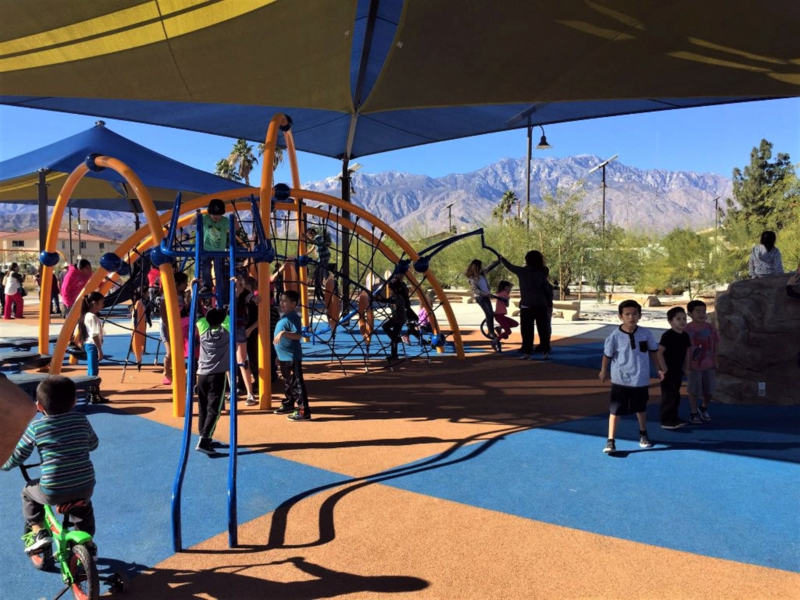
[[68, 544, 99, 600]]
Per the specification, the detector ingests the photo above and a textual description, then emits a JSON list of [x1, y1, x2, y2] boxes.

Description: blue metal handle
[[171, 210, 202, 552], [227, 213, 239, 548]]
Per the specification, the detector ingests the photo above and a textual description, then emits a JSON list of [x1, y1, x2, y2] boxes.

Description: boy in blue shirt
[[2, 376, 98, 555], [599, 300, 664, 455], [273, 290, 310, 421]]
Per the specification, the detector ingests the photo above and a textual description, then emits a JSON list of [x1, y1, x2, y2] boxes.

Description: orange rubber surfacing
[[128, 484, 799, 600]]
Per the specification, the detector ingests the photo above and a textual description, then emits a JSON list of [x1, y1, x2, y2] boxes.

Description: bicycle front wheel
[[68, 544, 99, 600]]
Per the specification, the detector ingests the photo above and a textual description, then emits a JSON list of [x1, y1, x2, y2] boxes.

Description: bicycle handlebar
[[19, 462, 41, 484]]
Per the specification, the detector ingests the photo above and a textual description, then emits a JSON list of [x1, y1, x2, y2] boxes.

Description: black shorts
[[609, 384, 650, 416]]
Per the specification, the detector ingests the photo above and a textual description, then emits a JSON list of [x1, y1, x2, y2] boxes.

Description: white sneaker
[[245, 395, 258, 406]]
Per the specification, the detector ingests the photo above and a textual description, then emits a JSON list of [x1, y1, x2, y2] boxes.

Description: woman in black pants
[[494, 250, 553, 359]]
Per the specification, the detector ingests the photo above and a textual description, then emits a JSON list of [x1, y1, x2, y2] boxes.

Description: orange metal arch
[[284, 130, 309, 328], [39, 157, 186, 415], [37, 148, 464, 418]]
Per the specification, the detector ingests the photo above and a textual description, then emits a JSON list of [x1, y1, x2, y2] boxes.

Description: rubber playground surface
[[1, 309, 798, 599]]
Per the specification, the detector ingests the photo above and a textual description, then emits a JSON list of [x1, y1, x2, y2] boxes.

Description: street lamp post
[[446, 203, 454, 235], [67, 208, 74, 264], [77, 209, 83, 261], [505, 105, 552, 231], [587, 154, 618, 238], [713, 195, 720, 256]]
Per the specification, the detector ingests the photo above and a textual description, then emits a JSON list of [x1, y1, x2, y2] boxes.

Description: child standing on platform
[[196, 199, 230, 297], [685, 300, 718, 424], [306, 227, 331, 301], [273, 290, 310, 421], [657, 306, 691, 429], [494, 280, 518, 340], [599, 300, 664, 455], [78, 291, 109, 404], [195, 308, 231, 455]]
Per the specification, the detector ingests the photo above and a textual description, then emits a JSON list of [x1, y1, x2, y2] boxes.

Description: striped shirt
[[314, 234, 331, 265], [2, 412, 98, 495]]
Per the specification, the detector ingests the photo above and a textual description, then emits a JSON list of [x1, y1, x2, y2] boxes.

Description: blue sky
[[0, 99, 797, 187]]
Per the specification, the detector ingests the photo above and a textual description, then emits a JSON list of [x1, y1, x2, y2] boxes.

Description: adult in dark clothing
[[50, 272, 61, 315], [0, 267, 5, 315], [493, 250, 553, 358]]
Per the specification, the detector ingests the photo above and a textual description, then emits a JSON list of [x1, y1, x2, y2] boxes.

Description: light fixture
[[348, 162, 363, 173], [535, 125, 552, 150]]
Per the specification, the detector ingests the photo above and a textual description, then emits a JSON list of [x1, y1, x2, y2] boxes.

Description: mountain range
[[305, 155, 731, 236], [0, 155, 731, 241]]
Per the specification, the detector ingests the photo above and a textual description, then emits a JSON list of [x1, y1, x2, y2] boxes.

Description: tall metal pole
[[340, 158, 351, 314], [77, 208, 83, 260], [714, 196, 720, 256], [68, 208, 74, 264], [447, 204, 453, 234], [37, 169, 49, 256], [601, 165, 607, 239], [526, 124, 532, 230]]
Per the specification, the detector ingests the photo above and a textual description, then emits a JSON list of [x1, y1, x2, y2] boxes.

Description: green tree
[[726, 139, 798, 231], [527, 188, 593, 299], [214, 158, 241, 182], [655, 229, 715, 299], [226, 139, 258, 186], [492, 190, 519, 224], [588, 225, 645, 295], [257, 143, 285, 171]]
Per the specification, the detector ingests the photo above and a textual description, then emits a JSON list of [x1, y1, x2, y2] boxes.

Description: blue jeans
[[86, 343, 99, 376]]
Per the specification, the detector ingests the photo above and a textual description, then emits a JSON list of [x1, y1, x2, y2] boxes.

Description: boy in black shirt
[[657, 306, 692, 429]]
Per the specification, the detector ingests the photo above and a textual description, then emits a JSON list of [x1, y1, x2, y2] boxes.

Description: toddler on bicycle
[[1, 376, 98, 555]]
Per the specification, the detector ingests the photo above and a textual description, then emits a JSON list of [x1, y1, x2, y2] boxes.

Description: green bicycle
[[19, 462, 122, 600]]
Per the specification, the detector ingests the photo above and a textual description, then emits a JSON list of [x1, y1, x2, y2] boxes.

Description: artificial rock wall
[[715, 275, 800, 405]]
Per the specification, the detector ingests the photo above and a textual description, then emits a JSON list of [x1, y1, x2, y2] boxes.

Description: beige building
[[0, 229, 118, 270]]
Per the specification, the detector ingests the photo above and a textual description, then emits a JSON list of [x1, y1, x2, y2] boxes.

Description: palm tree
[[492, 190, 519, 223], [226, 139, 258, 186], [257, 142, 285, 170], [214, 158, 242, 182]]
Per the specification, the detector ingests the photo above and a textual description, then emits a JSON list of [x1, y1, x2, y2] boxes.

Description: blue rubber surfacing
[[380, 403, 800, 573], [0, 408, 349, 598]]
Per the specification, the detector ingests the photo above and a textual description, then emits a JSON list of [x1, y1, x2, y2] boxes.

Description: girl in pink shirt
[[494, 281, 518, 340]]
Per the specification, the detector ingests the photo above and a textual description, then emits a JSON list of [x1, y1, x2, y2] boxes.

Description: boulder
[[643, 295, 661, 307], [715, 275, 800, 405]]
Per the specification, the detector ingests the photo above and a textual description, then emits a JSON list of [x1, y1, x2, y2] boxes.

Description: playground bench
[[444, 290, 475, 304], [509, 300, 581, 321]]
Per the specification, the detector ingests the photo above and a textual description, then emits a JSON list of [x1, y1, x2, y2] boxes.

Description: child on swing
[[466, 258, 501, 351], [494, 280, 517, 341]]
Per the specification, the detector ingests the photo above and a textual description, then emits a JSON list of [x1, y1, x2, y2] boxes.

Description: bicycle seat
[[56, 499, 90, 515]]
